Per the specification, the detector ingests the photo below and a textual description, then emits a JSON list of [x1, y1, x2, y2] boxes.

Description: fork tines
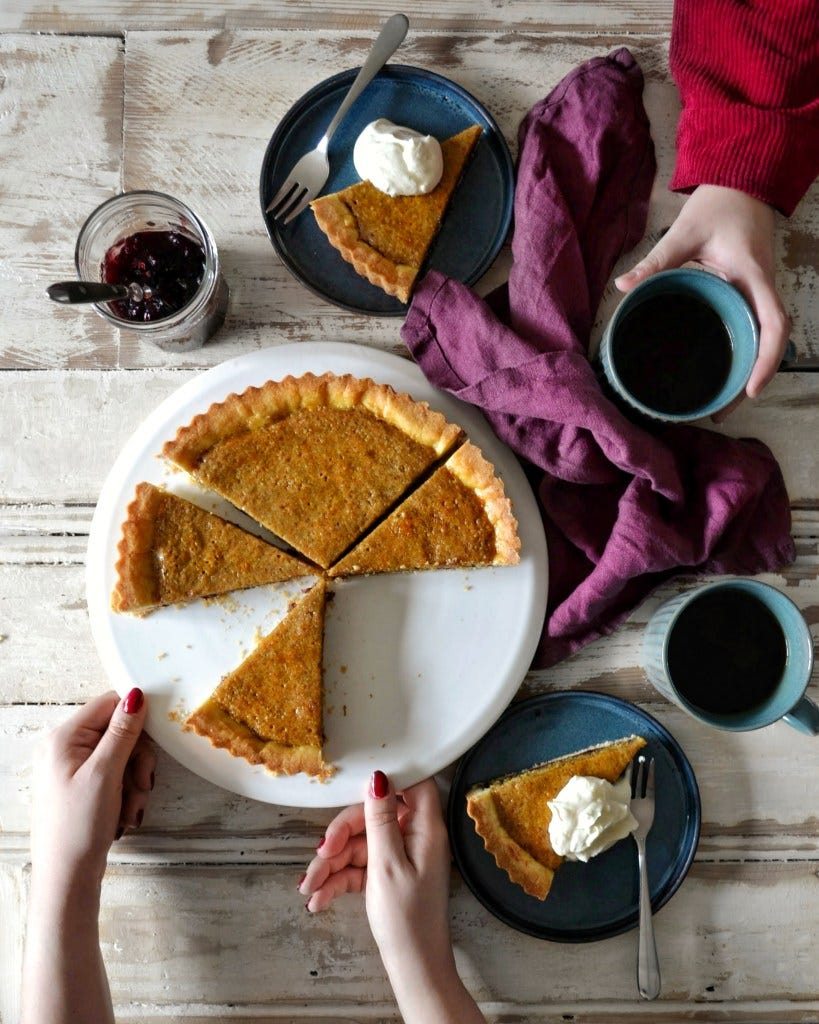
[[266, 181, 310, 224], [631, 754, 656, 798]]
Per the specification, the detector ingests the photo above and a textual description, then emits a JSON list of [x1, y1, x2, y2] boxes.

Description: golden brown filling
[[341, 127, 481, 267], [192, 407, 438, 567], [208, 582, 324, 749], [150, 493, 301, 603], [489, 771, 576, 872], [331, 465, 497, 575]]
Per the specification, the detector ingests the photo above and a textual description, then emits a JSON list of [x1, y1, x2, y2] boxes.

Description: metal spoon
[[47, 280, 151, 304]]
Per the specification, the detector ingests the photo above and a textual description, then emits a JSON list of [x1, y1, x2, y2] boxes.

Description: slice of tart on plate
[[184, 578, 332, 779], [162, 372, 463, 568], [112, 482, 314, 614], [329, 442, 520, 577], [466, 735, 646, 900], [310, 124, 482, 302]]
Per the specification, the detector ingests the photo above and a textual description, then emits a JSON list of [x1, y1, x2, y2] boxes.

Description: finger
[[398, 779, 450, 861], [119, 782, 150, 832], [399, 778, 445, 831], [128, 736, 157, 793], [614, 229, 697, 293], [743, 281, 790, 398], [91, 687, 148, 777], [363, 770, 405, 865], [315, 802, 366, 861], [305, 865, 367, 913], [52, 691, 121, 748], [117, 739, 157, 832], [300, 834, 369, 895]]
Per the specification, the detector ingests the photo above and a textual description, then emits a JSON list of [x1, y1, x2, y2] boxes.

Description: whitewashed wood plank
[[1, 2, 674, 35], [0, 35, 124, 369], [4, 856, 819, 1022], [1, 860, 816, 1013], [0, 370, 817, 504], [0, 863, 25, 1024]]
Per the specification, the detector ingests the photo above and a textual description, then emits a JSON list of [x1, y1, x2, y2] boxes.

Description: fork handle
[[320, 14, 409, 147], [637, 841, 661, 1000]]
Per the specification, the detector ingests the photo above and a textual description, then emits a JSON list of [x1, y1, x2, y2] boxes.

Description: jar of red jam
[[75, 191, 229, 352]]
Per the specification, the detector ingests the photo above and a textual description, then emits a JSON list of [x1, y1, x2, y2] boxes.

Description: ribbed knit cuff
[[669, 0, 819, 217]]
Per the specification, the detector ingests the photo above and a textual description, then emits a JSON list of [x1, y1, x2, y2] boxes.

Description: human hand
[[30, 689, 156, 897], [301, 773, 451, 960], [300, 773, 485, 1023], [615, 185, 790, 417]]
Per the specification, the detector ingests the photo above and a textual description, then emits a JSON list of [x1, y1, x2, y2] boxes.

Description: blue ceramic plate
[[259, 65, 514, 315], [448, 691, 701, 942]]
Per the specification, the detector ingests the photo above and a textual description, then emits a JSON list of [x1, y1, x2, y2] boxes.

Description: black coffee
[[667, 588, 787, 715], [611, 292, 733, 414]]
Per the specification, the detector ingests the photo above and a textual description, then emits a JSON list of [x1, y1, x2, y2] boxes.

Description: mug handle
[[782, 695, 819, 736]]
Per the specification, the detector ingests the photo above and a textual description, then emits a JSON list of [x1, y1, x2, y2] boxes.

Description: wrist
[[380, 942, 470, 1020], [30, 863, 103, 920]]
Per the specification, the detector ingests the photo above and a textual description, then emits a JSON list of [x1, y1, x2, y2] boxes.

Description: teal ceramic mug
[[643, 579, 818, 735], [599, 269, 759, 422]]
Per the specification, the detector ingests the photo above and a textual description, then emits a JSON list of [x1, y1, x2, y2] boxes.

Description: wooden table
[[1, 4, 817, 1021]]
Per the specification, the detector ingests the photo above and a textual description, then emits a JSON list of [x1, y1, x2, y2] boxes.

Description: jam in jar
[[102, 229, 207, 323], [75, 191, 228, 352]]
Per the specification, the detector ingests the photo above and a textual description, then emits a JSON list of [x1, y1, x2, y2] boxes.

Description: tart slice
[[162, 373, 463, 568], [466, 735, 647, 900], [310, 124, 482, 302], [184, 579, 332, 779], [112, 482, 314, 614], [329, 442, 520, 577]]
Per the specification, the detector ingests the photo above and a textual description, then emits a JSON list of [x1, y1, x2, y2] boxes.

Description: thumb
[[614, 229, 694, 293], [91, 687, 148, 776], [364, 770, 406, 866]]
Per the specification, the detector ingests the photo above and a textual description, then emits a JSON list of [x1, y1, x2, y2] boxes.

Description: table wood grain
[[1, 5, 817, 1021]]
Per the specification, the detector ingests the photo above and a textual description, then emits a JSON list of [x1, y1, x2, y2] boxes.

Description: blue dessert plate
[[259, 64, 514, 315], [447, 691, 701, 942]]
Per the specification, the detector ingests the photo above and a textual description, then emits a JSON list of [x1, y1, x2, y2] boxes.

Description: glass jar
[[75, 190, 229, 352]]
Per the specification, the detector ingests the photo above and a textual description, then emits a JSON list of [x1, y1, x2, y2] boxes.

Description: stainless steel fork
[[631, 755, 661, 1000], [265, 13, 409, 225]]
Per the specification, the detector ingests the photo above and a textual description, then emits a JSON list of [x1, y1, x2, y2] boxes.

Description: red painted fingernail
[[135, 809, 144, 828], [297, 873, 306, 891], [370, 770, 389, 799], [315, 836, 325, 851], [123, 687, 144, 714]]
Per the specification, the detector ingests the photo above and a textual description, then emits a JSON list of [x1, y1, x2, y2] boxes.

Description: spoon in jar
[[47, 280, 152, 304]]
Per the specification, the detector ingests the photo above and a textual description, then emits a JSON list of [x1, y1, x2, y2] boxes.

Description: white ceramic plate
[[86, 342, 548, 807]]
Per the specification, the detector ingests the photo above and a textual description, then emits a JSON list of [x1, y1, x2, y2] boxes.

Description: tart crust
[[112, 482, 314, 614], [466, 735, 647, 899], [184, 579, 332, 779], [162, 373, 463, 568], [310, 125, 483, 302], [329, 442, 520, 576]]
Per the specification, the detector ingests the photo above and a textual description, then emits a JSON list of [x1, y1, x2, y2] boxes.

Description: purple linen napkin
[[401, 48, 795, 667]]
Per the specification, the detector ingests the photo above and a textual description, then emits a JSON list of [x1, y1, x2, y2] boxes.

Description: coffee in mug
[[599, 269, 759, 422], [643, 579, 818, 735]]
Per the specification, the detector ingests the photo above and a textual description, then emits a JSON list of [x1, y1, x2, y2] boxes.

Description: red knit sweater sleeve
[[669, 0, 819, 216]]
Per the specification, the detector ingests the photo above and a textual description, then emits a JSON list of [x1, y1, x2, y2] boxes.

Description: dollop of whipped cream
[[353, 119, 444, 196], [547, 775, 637, 863]]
